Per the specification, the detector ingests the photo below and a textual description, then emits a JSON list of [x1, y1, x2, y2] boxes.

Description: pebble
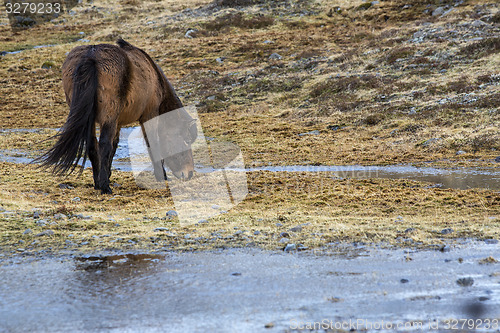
[[58, 183, 74, 189], [440, 228, 454, 235], [280, 232, 290, 238], [289, 225, 302, 232], [495, 156, 500, 163], [400, 279, 409, 284], [484, 239, 499, 245], [33, 211, 40, 219], [35, 230, 54, 237], [254, 230, 261, 235], [154, 227, 169, 232], [440, 245, 451, 252], [279, 237, 290, 243], [197, 219, 209, 224], [456, 277, 474, 287], [71, 197, 81, 202], [23, 229, 32, 235], [185, 29, 197, 38], [231, 272, 242, 276], [284, 243, 296, 252], [53, 213, 67, 220], [166, 210, 178, 218], [269, 53, 282, 60], [432, 6, 445, 16], [456, 150, 466, 155]]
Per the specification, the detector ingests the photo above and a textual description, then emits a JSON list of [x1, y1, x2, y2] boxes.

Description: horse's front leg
[[140, 123, 167, 182], [97, 123, 117, 194]]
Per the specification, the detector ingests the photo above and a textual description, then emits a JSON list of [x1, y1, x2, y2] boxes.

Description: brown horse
[[37, 39, 196, 194]]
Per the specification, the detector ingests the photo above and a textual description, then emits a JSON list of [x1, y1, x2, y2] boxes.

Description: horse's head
[[164, 117, 198, 180]]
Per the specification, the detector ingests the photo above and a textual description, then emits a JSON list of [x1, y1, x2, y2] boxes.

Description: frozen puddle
[[0, 127, 499, 190], [0, 243, 499, 332]]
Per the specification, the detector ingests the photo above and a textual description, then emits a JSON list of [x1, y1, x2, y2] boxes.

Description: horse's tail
[[36, 49, 98, 175]]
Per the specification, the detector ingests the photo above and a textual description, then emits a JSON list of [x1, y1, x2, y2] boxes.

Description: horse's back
[[62, 41, 162, 127]]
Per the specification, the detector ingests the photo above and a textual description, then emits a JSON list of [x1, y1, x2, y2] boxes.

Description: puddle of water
[[0, 243, 499, 332], [0, 127, 499, 191]]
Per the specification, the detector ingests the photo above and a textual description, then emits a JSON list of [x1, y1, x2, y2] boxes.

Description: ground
[[0, 0, 499, 255]]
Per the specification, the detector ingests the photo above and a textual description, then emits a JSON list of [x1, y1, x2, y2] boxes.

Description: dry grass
[[0, 0, 499, 253]]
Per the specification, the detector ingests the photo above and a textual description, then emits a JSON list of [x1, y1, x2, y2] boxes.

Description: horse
[[37, 39, 197, 194]]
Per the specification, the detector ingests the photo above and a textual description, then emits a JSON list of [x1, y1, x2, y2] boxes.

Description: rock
[[41, 61, 55, 69], [184, 29, 197, 38], [253, 230, 261, 235], [494, 156, 500, 163], [484, 239, 499, 244], [279, 237, 290, 243], [269, 53, 282, 60], [404, 228, 416, 233], [33, 211, 40, 219], [216, 57, 225, 64], [400, 279, 409, 283], [284, 243, 296, 252], [207, 95, 216, 101], [53, 213, 67, 220], [264, 322, 274, 329], [327, 125, 341, 131], [440, 228, 454, 235], [456, 277, 474, 287], [471, 20, 488, 28], [36, 230, 54, 237], [154, 227, 169, 232], [289, 225, 303, 232], [231, 272, 242, 276], [197, 219, 209, 224], [58, 183, 74, 189], [432, 7, 445, 16], [166, 210, 178, 218], [440, 245, 451, 252], [280, 232, 290, 238], [456, 150, 466, 155], [35, 219, 48, 226], [23, 229, 32, 235], [275, 223, 283, 227], [421, 138, 441, 147], [71, 197, 81, 202]]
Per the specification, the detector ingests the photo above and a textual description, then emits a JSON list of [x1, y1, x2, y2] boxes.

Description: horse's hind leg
[[88, 124, 100, 190], [97, 122, 118, 194]]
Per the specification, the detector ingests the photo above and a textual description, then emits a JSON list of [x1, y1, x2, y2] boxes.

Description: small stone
[[280, 232, 290, 238], [53, 213, 67, 220], [80, 241, 89, 246], [216, 57, 225, 64], [185, 29, 197, 38], [198, 219, 209, 224], [231, 272, 241, 276], [17, 248, 25, 252], [400, 279, 409, 284], [36, 230, 54, 237], [456, 150, 466, 155], [166, 210, 178, 218], [440, 245, 451, 252], [23, 229, 32, 235], [284, 243, 296, 252], [432, 6, 445, 16], [33, 211, 40, 219], [279, 237, 290, 243], [289, 225, 302, 232], [254, 230, 261, 235], [440, 228, 454, 235], [58, 183, 74, 189], [211, 204, 220, 209], [404, 228, 416, 233], [269, 53, 282, 60], [207, 95, 216, 101], [275, 223, 283, 227], [494, 156, 500, 163], [154, 227, 169, 232], [478, 296, 490, 302], [484, 239, 499, 244], [264, 322, 274, 329], [456, 277, 474, 287], [71, 197, 81, 202]]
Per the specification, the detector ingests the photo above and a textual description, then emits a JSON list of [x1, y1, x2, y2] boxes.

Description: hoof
[[100, 187, 112, 195]]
